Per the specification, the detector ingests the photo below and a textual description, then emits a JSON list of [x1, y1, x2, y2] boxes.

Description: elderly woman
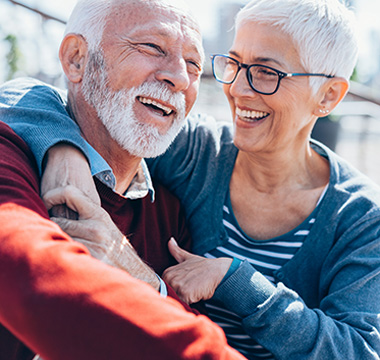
[[147, 1, 380, 359], [1, 0, 380, 359]]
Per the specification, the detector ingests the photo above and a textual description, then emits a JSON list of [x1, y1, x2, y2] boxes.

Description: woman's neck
[[234, 140, 329, 194], [229, 140, 330, 240]]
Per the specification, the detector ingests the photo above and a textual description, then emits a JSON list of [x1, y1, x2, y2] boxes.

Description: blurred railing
[[7, 0, 66, 24], [348, 81, 380, 106]]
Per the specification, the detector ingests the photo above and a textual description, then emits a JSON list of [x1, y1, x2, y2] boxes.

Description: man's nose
[[155, 57, 190, 92]]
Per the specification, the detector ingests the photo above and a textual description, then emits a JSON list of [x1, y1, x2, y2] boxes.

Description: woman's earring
[[319, 109, 329, 115]]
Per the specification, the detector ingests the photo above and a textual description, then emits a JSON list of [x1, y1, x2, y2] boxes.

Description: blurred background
[[1, 0, 380, 183]]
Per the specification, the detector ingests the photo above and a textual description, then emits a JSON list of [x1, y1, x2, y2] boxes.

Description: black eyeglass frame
[[210, 54, 334, 95]]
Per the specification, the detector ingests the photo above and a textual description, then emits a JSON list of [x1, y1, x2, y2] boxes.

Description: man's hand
[[44, 185, 160, 290], [162, 238, 232, 304], [41, 144, 100, 219], [45, 185, 122, 252]]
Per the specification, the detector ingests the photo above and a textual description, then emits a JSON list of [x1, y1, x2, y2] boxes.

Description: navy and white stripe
[[203, 188, 326, 359]]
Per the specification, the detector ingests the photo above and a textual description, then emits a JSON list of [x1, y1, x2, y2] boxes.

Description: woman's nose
[[229, 67, 255, 97]]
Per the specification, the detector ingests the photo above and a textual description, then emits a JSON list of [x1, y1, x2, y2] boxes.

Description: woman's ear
[[313, 77, 349, 116], [59, 34, 88, 83]]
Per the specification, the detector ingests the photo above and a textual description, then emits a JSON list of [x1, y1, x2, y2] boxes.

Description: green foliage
[[350, 66, 358, 82], [4, 34, 22, 80]]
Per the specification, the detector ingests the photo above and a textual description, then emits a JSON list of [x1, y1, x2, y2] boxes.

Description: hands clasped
[[44, 185, 125, 261], [44, 185, 160, 290], [40, 144, 230, 297]]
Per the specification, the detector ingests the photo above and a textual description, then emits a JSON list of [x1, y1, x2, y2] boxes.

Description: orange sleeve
[[0, 121, 246, 359]]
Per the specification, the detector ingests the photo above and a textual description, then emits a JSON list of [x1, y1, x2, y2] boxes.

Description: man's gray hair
[[235, 0, 358, 92], [64, 0, 112, 52], [64, 0, 198, 53]]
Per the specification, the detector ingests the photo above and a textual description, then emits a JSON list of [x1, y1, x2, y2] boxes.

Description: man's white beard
[[82, 51, 186, 158]]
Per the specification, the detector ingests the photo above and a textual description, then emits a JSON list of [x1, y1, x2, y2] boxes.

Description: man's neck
[[110, 155, 142, 195]]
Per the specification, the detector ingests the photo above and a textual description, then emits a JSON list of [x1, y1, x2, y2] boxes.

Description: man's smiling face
[[98, 0, 204, 133]]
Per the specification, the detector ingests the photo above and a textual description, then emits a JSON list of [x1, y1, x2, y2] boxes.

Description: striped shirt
[[203, 187, 327, 359]]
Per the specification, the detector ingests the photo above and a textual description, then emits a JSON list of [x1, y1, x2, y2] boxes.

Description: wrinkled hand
[[41, 144, 100, 219], [44, 185, 160, 290], [44, 185, 124, 257], [162, 238, 232, 304]]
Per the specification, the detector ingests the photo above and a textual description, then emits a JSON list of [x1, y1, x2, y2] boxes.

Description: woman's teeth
[[236, 108, 268, 121]]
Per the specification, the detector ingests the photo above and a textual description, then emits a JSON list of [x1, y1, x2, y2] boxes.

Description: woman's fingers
[[163, 250, 233, 304], [167, 237, 193, 263]]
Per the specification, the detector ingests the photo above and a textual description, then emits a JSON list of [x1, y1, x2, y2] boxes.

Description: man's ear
[[59, 34, 88, 83], [313, 77, 349, 116]]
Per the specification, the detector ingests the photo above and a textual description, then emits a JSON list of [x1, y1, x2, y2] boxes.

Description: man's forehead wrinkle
[[104, 0, 204, 61], [107, 0, 202, 33], [116, 14, 201, 47], [130, 0, 201, 33]]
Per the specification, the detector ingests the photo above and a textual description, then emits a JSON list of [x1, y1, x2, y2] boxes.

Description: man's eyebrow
[[229, 50, 284, 67]]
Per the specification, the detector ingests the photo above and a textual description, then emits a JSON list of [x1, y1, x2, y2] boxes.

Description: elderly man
[[0, 0, 246, 359]]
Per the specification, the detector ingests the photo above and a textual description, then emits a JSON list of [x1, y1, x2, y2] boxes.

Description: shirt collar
[[85, 141, 155, 202]]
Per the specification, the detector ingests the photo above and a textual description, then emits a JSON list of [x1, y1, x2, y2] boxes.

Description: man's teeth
[[236, 108, 268, 120], [139, 97, 172, 115]]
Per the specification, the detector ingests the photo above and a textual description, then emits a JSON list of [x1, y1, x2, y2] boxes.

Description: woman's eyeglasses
[[211, 54, 334, 95]]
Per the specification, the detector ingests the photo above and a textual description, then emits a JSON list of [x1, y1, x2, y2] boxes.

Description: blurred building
[[202, 2, 244, 72], [215, 2, 243, 54]]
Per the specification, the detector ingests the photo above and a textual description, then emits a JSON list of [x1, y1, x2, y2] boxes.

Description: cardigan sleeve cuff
[[220, 257, 242, 285], [212, 260, 276, 317]]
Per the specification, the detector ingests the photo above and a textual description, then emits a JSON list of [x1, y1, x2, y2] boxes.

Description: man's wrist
[[105, 236, 161, 291]]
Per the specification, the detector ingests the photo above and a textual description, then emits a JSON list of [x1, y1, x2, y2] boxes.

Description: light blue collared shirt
[[85, 142, 155, 202]]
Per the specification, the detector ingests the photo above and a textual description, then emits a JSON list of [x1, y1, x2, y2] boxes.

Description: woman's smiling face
[[224, 21, 321, 155]]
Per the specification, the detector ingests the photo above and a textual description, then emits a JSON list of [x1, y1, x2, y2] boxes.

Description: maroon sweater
[[0, 122, 245, 360], [95, 178, 191, 277]]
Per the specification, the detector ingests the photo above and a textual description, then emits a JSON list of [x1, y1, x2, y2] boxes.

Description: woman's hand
[[41, 144, 100, 219], [163, 238, 232, 304], [44, 185, 160, 290]]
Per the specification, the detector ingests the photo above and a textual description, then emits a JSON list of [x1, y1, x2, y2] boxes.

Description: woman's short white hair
[[64, 0, 112, 52], [235, 0, 358, 92]]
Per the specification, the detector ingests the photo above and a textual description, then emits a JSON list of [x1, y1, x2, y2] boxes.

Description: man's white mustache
[[135, 81, 186, 118]]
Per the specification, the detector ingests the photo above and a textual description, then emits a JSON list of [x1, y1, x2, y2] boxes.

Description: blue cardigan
[[148, 114, 380, 359], [1, 77, 380, 359]]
